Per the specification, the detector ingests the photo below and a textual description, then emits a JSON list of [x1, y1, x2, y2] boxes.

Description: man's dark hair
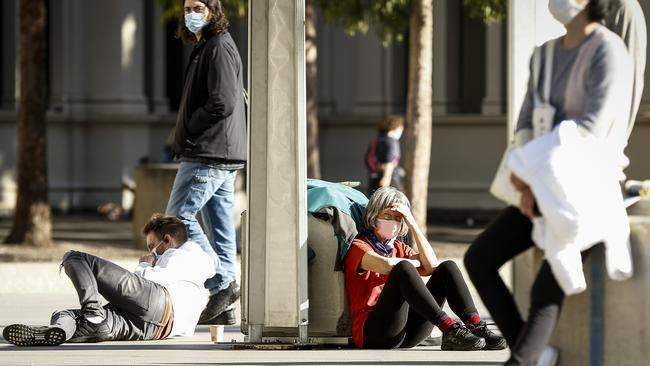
[[142, 213, 188, 244], [587, 0, 622, 22], [177, 0, 230, 44]]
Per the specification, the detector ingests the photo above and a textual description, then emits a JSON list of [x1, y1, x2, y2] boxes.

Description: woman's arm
[[379, 163, 395, 187], [513, 51, 537, 141], [392, 204, 439, 275], [359, 250, 421, 275], [572, 42, 631, 139]]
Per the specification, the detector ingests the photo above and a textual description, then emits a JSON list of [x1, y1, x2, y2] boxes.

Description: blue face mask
[[185, 12, 207, 34]]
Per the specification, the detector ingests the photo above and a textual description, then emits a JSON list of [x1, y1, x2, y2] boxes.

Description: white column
[[507, 1, 535, 138], [508, 0, 564, 135], [481, 23, 505, 115], [432, 0, 459, 115], [638, 0, 650, 117], [507, 0, 545, 317], [0, 0, 17, 109], [246, 0, 308, 342], [508, 0, 565, 327], [149, 1, 169, 114], [50, 0, 148, 116]]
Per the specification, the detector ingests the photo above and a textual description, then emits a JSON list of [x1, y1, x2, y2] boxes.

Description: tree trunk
[[306, 0, 321, 179], [403, 0, 433, 233], [4, 0, 53, 246]]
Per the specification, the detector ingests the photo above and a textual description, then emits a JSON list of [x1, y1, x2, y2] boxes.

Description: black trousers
[[56, 251, 167, 341], [362, 260, 478, 349], [464, 207, 566, 366]]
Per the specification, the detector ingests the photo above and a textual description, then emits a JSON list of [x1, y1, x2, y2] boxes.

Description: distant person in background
[[364, 115, 405, 196]]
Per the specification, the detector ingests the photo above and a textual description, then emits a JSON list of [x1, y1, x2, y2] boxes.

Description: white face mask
[[549, 0, 587, 25], [375, 218, 400, 240], [391, 127, 404, 141]]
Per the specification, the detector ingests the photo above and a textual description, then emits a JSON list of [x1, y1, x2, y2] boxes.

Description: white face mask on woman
[[388, 127, 404, 140], [549, 0, 587, 25], [375, 218, 400, 240]]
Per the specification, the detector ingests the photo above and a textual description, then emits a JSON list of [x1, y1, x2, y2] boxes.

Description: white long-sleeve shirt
[[134, 241, 216, 337]]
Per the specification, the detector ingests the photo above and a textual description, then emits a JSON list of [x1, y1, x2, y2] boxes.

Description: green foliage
[[157, 0, 506, 44], [317, 0, 505, 46], [157, 0, 247, 24], [316, 0, 412, 45], [463, 0, 506, 23]]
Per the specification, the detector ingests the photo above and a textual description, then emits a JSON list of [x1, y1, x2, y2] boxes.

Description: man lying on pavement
[[2, 213, 215, 346]]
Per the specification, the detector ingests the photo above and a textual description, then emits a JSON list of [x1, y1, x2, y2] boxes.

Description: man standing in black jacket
[[166, 0, 246, 325]]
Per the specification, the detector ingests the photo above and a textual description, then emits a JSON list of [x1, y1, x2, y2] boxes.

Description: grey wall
[[2, 1, 650, 216]]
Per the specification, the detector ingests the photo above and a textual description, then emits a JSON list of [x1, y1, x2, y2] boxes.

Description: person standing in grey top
[[515, 24, 632, 143], [464, 1, 634, 365]]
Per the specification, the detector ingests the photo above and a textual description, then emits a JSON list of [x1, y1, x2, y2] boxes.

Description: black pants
[[362, 260, 478, 349], [57, 251, 167, 341], [464, 207, 566, 366]]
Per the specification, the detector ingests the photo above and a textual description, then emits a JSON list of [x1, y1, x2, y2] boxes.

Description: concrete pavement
[[0, 294, 509, 365], [0, 216, 510, 365]]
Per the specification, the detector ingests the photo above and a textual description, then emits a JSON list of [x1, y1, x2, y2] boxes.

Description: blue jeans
[[166, 161, 237, 295]]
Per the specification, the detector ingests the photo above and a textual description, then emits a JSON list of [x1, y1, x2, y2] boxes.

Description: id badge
[[532, 104, 556, 138]]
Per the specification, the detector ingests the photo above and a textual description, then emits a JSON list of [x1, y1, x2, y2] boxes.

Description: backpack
[[364, 138, 383, 173]]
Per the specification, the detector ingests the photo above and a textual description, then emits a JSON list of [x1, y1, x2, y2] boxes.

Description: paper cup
[[210, 325, 225, 343]]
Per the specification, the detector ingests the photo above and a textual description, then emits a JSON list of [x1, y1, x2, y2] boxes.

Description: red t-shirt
[[344, 236, 416, 348]]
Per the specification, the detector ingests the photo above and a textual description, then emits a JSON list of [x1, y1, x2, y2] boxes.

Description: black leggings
[[362, 260, 478, 349], [464, 207, 567, 366]]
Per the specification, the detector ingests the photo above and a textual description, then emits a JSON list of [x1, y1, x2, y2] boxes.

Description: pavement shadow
[[184, 363, 501, 366], [0, 343, 217, 351]]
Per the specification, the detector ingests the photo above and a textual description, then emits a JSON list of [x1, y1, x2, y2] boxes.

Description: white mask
[[390, 127, 404, 140], [549, 0, 587, 25], [375, 219, 400, 240]]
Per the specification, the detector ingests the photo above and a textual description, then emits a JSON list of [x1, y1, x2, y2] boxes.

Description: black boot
[[198, 282, 240, 324], [467, 321, 507, 350], [3, 324, 66, 347], [68, 317, 113, 343], [441, 323, 486, 351]]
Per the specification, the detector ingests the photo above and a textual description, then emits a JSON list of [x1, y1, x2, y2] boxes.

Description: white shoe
[[536, 346, 559, 366]]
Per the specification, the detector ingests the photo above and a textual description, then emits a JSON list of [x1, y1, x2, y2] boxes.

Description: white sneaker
[[536, 346, 559, 366]]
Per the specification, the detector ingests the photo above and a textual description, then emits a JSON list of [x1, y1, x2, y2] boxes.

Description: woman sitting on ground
[[344, 187, 506, 350]]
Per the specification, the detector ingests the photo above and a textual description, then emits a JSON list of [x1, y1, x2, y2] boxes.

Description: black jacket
[[173, 32, 246, 164]]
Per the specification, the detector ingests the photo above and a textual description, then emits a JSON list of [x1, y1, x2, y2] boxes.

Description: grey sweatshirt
[[516, 25, 633, 151]]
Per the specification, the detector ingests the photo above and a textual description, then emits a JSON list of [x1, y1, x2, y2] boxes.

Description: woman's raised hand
[[391, 203, 416, 228]]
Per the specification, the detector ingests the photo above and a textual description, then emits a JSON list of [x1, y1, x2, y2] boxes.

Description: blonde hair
[[362, 187, 410, 237]]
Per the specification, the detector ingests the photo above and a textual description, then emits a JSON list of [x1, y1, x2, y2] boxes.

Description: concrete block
[[306, 215, 351, 337], [536, 203, 650, 365], [132, 164, 179, 248]]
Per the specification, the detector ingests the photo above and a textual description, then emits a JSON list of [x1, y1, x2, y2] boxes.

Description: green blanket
[[307, 179, 368, 261]]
